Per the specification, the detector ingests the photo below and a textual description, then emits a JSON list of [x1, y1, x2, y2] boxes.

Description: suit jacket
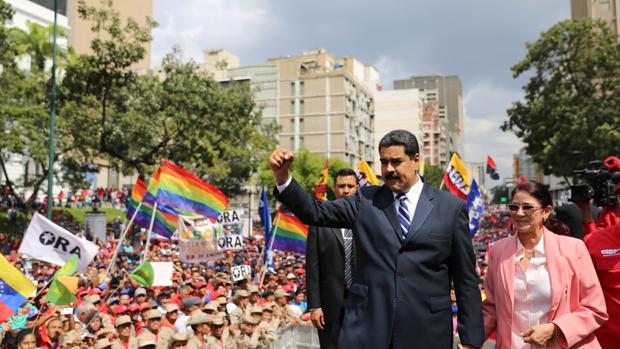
[[306, 225, 348, 348], [482, 228, 608, 349], [275, 179, 484, 349]]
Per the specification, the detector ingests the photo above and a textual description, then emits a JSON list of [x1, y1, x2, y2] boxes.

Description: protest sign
[[178, 215, 224, 263], [231, 265, 252, 282], [18, 213, 99, 272], [151, 262, 174, 286]]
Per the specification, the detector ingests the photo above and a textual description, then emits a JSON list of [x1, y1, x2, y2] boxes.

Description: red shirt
[[583, 210, 620, 349]]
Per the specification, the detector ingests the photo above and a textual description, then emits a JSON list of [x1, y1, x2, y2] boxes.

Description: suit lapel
[[500, 234, 516, 316], [543, 228, 563, 318], [378, 186, 404, 243], [403, 184, 434, 245], [331, 227, 345, 250]]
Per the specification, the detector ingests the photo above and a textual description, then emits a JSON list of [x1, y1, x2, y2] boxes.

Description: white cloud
[[462, 81, 524, 185], [152, 0, 277, 66]]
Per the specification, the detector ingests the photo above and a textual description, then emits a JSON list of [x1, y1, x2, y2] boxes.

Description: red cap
[[139, 303, 153, 311], [88, 288, 101, 295], [112, 305, 128, 315], [128, 303, 140, 312], [195, 282, 206, 289]]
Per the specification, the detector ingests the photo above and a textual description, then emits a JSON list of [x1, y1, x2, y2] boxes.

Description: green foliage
[[503, 19, 620, 180], [59, 1, 277, 196], [422, 164, 444, 188], [257, 148, 352, 199], [56, 207, 125, 226], [0, 0, 15, 66], [8, 22, 73, 72], [490, 184, 509, 204]]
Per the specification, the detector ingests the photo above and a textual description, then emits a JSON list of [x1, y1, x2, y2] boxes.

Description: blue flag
[[258, 188, 271, 238], [466, 179, 484, 237]]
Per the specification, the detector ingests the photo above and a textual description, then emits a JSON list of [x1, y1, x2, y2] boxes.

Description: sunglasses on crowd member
[[507, 203, 543, 213]]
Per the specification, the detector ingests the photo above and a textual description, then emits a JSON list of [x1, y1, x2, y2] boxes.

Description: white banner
[[217, 234, 244, 251], [18, 213, 99, 272], [151, 262, 174, 286], [231, 265, 252, 282], [178, 215, 224, 264]]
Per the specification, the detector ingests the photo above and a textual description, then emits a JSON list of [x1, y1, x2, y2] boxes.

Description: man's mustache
[[386, 173, 400, 180]]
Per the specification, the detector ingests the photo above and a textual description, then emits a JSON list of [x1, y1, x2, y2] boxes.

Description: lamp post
[[46, 0, 58, 219]]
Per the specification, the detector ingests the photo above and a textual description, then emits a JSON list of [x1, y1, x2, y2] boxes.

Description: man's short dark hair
[[378, 130, 420, 158], [332, 168, 358, 183]]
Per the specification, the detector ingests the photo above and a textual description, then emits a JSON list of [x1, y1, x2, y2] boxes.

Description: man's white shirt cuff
[[276, 176, 293, 193]]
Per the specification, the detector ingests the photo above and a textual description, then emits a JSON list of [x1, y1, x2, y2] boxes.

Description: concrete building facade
[[373, 89, 423, 174], [421, 102, 450, 168], [394, 75, 464, 157], [572, 0, 620, 39], [267, 48, 376, 166], [66, 0, 153, 70]]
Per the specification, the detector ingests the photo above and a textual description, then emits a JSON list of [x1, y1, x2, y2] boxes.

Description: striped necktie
[[397, 193, 411, 239], [343, 229, 353, 289]]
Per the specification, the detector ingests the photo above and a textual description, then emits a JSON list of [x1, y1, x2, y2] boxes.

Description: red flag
[[486, 156, 499, 180]]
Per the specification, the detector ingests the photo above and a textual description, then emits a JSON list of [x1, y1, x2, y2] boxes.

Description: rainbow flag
[[127, 174, 178, 239], [267, 208, 309, 254], [0, 254, 35, 323], [155, 161, 229, 220]]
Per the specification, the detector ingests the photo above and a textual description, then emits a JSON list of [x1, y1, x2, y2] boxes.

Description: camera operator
[[575, 176, 620, 349]]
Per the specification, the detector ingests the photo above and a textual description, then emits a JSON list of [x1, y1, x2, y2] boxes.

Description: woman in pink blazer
[[482, 181, 607, 348]]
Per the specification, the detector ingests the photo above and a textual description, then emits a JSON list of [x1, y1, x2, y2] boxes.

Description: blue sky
[[151, 0, 571, 182]]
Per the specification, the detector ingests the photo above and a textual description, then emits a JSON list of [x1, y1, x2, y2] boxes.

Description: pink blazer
[[482, 228, 608, 348]]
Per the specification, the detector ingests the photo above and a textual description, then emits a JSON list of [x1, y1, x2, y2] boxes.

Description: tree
[[60, 1, 277, 196], [490, 184, 509, 204], [502, 19, 620, 182], [0, 0, 15, 66], [422, 164, 444, 189], [257, 148, 352, 200], [0, 5, 76, 212], [9, 22, 73, 72]]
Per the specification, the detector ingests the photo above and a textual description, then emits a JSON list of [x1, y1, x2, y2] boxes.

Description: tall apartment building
[[267, 48, 377, 166], [572, 0, 620, 39], [421, 102, 450, 168], [394, 75, 464, 157], [66, 0, 153, 70], [373, 89, 423, 174]]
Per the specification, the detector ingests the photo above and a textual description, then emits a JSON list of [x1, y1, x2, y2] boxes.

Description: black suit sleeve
[[449, 200, 485, 346], [306, 226, 322, 310], [274, 178, 359, 229]]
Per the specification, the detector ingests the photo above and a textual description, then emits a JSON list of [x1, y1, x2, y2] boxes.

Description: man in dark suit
[[269, 130, 484, 349], [306, 168, 359, 349]]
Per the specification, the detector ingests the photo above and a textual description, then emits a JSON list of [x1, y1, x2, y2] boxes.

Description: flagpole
[[439, 179, 445, 190], [106, 200, 142, 274], [142, 202, 157, 263], [259, 211, 281, 289]]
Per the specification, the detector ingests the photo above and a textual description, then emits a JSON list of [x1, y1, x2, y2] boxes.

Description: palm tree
[[9, 21, 73, 73]]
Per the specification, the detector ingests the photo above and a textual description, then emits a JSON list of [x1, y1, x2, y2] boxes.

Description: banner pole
[[259, 211, 280, 289], [142, 202, 157, 263], [107, 200, 142, 274]]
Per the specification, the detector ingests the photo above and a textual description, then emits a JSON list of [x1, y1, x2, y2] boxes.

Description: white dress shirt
[[511, 235, 552, 349], [392, 176, 424, 227]]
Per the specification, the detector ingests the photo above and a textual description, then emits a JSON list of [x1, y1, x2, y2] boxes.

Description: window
[[299, 118, 304, 132], [299, 136, 304, 148], [299, 100, 305, 114], [299, 81, 305, 95], [290, 136, 295, 148], [290, 82, 295, 96], [290, 119, 295, 132], [600, 1, 610, 10], [290, 101, 295, 114]]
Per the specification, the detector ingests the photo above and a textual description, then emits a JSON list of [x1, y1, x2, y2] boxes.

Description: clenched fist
[[269, 148, 295, 185]]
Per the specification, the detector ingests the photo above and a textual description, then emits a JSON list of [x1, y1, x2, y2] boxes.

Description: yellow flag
[[419, 158, 425, 177], [443, 153, 471, 200], [313, 161, 329, 200], [357, 160, 379, 186]]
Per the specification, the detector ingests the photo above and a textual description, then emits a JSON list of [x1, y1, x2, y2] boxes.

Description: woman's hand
[[521, 323, 559, 346]]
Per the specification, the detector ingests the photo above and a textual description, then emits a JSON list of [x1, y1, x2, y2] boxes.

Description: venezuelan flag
[[267, 208, 309, 254], [0, 254, 35, 323], [155, 161, 228, 220]]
